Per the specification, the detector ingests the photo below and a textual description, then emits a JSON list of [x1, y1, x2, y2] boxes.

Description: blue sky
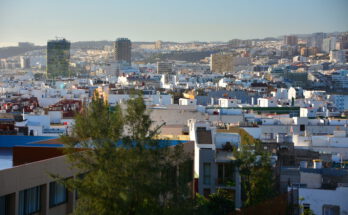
[[0, 0, 347, 46]]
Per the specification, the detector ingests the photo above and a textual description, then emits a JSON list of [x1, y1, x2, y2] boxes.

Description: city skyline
[[0, 0, 347, 47]]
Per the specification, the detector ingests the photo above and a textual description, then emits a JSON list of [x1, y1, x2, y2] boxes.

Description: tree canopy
[[58, 92, 194, 215], [233, 137, 277, 207]]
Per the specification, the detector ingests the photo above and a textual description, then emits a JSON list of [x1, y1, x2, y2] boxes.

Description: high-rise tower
[[114, 38, 131, 66], [47, 38, 70, 78]]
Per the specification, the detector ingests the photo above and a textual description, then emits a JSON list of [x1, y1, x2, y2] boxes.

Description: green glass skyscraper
[[47, 38, 70, 78]]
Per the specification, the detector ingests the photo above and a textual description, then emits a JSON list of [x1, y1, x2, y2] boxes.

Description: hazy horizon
[[1, 0, 348, 47]]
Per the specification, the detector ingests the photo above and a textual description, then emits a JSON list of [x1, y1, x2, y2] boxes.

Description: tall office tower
[[114, 38, 131, 66], [322, 37, 337, 53], [157, 62, 173, 74], [47, 38, 70, 78], [283, 35, 298, 46], [155, 40, 162, 49], [20, 56, 30, 69], [210, 53, 234, 74], [336, 34, 348, 50], [309, 32, 325, 51]]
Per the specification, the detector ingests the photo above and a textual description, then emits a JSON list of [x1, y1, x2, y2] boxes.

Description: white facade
[[322, 37, 337, 53], [297, 187, 348, 215], [257, 98, 277, 107], [330, 50, 346, 63], [218, 98, 241, 108], [179, 98, 197, 106], [107, 93, 173, 106], [292, 131, 348, 159], [300, 108, 317, 118]]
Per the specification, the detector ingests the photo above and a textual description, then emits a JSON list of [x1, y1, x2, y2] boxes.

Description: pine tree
[[57, 92, 194, 215]]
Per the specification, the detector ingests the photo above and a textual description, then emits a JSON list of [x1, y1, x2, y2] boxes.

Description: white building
[[218, 98, 241, 108], [322, 37, 337, 53], [330, 50, 346, 63], [292, 130, 348, 159], [187, 119, 242, 208], [296, 186, 348, 215], [257, 97, 277, 107], [329, 94, 348, 111], [179, 98, 197, 106]]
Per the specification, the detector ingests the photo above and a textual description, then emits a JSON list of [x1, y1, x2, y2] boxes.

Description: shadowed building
[[283, 35, 298, 46], [157, 62, 173, 74], [114, 38, 131, 66], [210, 53, 234, 74], [47, 38, 70, 78]]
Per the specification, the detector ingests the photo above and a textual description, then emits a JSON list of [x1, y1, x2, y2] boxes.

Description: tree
[[233, 138, 276, 207], [299, 197, 316, 215], [195, 190, 235, 215], [57, 92, 194, 215]]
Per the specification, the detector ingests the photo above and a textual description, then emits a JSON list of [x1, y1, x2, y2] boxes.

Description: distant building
[[322, 37, 337, 53], [47, 38, 71, 78], [155, 40, 162, 49], [210, 53, 234, 74], [329, 94, 348, 111], [18, 42, 34, 47], [114, 38, 131, 66], [308, 32, 325, 51], [157, 62, 173, 74], [228, 39, 252, 48], [20, 56, 30, 69], [283, 35, 298, 46], [335, 34, 348, 50], [300, 47, 318, 57], [331, 70, 348, 89], [330, 50, 346, 63], [284, 70, 308, 88]]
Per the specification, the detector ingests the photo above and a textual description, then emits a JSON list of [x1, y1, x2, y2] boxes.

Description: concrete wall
[[0, 155, 76, 215], [300, 172, 322, 189]]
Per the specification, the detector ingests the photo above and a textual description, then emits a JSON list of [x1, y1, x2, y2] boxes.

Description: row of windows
[[0, 181, 68, 215]]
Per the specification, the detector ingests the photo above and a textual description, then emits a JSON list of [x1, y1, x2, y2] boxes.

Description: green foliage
[[299, 197, 316, 215], [233, 138, 276, 207], [195, 190, 235, 215], [302, 208, 316, 215], [57, 91, 194, 215]]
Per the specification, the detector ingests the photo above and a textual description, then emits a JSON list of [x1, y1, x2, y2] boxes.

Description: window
[[300, 124, 305, 131], [303, 203, 310, 210], [0, 195, 9, 215], [18, 186, 41, 215], [49, 181, 67, 207], [217, 163, 235, 186], [323, 205, 340, 215], [203, 163, 211, 185]]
